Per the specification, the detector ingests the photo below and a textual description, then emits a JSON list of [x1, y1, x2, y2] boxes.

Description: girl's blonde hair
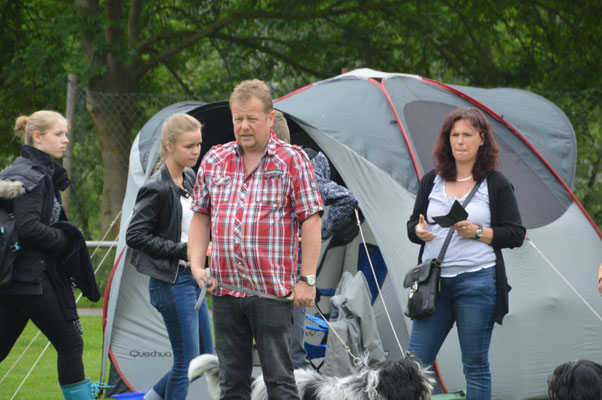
[[14, 110, 66, 145], [154, 113, 202, 172]]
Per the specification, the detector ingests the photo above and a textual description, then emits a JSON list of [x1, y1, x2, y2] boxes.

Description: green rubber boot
[[61, 377, 97, 400]]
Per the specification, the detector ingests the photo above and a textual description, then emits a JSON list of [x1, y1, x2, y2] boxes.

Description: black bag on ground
[[403, 180, 482, 320], [0, 208, 20, 287], [403, 258, 441, 319]]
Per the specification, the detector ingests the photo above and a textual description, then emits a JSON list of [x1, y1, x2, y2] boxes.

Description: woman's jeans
[[212, 294, 299, 400], [408, 267, 497, 400], [149, 266, 213, 400]]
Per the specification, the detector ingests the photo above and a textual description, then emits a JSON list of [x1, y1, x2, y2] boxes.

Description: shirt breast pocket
[[261, 170, 287, 205], [211, 176, 232, 203]]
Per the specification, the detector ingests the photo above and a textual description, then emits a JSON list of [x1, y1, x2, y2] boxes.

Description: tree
[[1, 0, 599, 233], [71, 0, 414, 234], [0, 0, 75, 164]]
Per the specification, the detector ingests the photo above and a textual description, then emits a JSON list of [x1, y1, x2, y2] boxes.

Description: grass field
[[0, 314, 110, 400]]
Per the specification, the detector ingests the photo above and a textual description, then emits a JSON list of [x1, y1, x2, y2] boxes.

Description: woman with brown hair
[[406, 107, 526, 399]]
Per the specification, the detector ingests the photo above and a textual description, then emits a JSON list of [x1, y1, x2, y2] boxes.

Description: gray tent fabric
[[102, 68, 602, 399], [321, 271, 386, 377]]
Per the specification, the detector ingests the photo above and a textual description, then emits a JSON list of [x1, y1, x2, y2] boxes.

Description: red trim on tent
[[368, 77, 451, 392], [109, 348, 138, 392], [422, 77, 602, 238], [367, 78, 423, 181], [102, 246, 138, 392], [102, 246, 127, 329], [434, 361, 449, 393], [274, 83, 314, 103]]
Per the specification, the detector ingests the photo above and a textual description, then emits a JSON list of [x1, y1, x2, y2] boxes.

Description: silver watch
[[474, 225, 484, 239], [300, 275, 317, 286]]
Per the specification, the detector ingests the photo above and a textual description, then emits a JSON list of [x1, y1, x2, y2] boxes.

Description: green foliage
[[0, 0, 600, 231]]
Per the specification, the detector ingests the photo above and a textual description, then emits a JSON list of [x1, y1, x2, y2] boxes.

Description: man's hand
[[193, 268, 218, 294], [291, 281, 316, 307]]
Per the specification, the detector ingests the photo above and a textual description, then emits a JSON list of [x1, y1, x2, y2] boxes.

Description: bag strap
[[436, 180, 483, 262]]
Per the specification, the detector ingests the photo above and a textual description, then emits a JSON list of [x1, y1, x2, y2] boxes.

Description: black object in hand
[[431, 200, 468, 227]]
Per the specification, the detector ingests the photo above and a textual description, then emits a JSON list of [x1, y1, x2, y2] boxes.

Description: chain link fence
[[68, 87, 205, 239]]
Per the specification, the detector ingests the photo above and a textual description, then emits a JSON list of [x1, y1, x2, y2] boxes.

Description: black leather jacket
[[126, 163, 195, 283]]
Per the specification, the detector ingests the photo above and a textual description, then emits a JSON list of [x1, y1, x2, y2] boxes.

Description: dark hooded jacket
[[0, 145, 71, 295], [0, 146, 99, 320]]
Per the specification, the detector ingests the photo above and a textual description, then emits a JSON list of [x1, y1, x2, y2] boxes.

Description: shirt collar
[[235, 129, 278, 158]]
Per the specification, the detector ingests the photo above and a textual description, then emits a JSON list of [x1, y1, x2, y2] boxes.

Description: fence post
[[62, 74, 77, 216]]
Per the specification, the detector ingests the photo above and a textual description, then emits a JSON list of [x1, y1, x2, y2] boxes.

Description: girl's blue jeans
[[148, 266, 213, 400]]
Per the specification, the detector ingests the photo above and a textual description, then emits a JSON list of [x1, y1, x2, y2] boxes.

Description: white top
[[422, 175, 496, 277], [180, 194, 193, 244]]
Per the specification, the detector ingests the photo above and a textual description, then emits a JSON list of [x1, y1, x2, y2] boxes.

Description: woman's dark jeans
[[0, 277, 84, 385]]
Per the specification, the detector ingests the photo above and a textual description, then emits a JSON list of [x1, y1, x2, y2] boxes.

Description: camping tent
[[102, 69, 602, 399]]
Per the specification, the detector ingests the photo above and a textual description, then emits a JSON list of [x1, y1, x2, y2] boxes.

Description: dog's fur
[[548, 359, 602, 400], [188, 352, 434, 400], [0, 180, 25, 200]]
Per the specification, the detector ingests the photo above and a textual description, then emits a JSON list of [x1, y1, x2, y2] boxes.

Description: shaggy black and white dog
[[548, 359, 602, 400], [188, 352, 434, 400]]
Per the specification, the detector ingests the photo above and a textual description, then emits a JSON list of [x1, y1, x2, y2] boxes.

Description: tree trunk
[[85, 89, 135, 237]]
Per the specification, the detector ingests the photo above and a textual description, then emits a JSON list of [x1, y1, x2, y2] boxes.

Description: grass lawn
[[0, 314, 110, 400]]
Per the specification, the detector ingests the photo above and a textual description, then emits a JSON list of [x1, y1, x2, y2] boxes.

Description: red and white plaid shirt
[[191, 132, 323, 297]]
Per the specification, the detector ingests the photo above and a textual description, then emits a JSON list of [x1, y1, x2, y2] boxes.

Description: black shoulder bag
[[0, 207, 20, 287], [403, 180, 482, 319]]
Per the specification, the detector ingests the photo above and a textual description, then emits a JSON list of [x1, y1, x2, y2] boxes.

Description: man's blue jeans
[[212, 294, 299, 400], [408, 267, 497, 400], [148, 267, 213, 400]]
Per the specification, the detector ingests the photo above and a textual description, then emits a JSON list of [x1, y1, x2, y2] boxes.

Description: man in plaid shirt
[[189, 79, 323, 399]]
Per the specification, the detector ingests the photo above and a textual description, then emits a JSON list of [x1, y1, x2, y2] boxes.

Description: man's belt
[[194, 268, 292, 310]]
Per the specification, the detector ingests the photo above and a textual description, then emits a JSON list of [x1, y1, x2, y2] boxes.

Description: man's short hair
[[272, 110, 290, 143], [230, 79, 273, 115]]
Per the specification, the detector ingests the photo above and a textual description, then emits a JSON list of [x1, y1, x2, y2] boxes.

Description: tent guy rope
[[354, 209, 405, 356], [526, 237, 602, 322]]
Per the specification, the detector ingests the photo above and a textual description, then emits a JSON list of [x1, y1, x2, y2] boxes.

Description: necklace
[[456, 175, 473, 182]]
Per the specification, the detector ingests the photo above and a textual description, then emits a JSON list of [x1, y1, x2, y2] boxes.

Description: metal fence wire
[[66, 85, 601, 241]]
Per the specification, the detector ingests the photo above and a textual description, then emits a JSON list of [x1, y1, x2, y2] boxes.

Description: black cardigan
[[407, 170, 526, 324]]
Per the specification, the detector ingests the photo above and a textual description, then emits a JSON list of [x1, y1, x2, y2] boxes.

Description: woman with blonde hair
[[126, 113, 213, 400], [0, 110, 101, 399]]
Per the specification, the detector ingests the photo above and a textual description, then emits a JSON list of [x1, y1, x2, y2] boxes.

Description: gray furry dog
[[188, 352, 434, 400]]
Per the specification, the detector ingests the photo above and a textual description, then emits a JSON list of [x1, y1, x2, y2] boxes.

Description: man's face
[[231, 96, 274, 154]]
